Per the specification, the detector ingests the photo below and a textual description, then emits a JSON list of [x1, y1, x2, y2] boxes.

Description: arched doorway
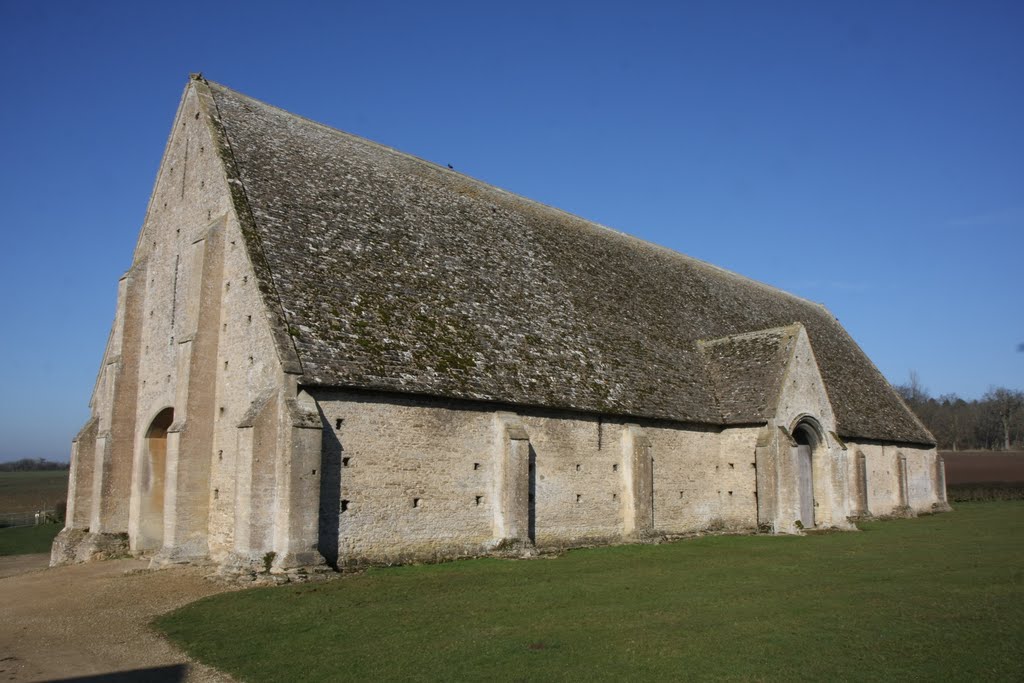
[[793, 422, 819, 529], [138, 407, 173, 551]]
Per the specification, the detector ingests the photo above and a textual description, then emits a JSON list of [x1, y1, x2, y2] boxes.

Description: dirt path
[[0, 554, 48, 580], [0, 558, 238, 682]]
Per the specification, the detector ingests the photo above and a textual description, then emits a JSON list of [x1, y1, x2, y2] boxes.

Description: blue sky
[[0, 1, 1021, 461]]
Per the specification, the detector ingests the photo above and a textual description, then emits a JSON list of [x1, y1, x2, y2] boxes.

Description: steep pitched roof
[[699, 326, 797, 424], [198, 78, 933, 446]]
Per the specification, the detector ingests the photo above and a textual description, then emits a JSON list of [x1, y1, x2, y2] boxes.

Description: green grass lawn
[[0, 523, 62, 556], [0, 470, 69, 514], [157, 503, 1024, 682]]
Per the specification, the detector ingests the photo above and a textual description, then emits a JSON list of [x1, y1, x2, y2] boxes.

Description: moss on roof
[[201, 79, 933, 446], [699, 326, 797, 425]]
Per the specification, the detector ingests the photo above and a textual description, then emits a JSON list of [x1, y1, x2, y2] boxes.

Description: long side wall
[[312, 389, 760, 566], [845, 441, 946, 516]]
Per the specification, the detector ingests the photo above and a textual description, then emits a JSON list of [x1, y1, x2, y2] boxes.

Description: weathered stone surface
[[51, 529, 130, 566]]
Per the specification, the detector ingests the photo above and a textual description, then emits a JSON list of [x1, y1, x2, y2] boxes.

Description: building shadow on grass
[[51, 663, 189, 682]]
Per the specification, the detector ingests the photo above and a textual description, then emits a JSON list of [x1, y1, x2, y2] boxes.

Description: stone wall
[[752, 325, 856, 532], [847, 441, 945, 516], [57, 82, 283, 565], [312, 389, 763, 566]]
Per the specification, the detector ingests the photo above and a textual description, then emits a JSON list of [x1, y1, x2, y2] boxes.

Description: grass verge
[[0, 523, 62, 556], [156, 502, 1024, 682]]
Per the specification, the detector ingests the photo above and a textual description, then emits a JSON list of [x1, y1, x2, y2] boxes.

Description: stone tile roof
[[699, 327, 797, 424], [200, 79, 934, 446]]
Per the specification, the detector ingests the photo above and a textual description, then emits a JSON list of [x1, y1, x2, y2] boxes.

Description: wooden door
[[797, 444, 814, 528]]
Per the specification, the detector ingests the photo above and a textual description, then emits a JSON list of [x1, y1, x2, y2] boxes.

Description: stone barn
[[53, 75, 948, 573]]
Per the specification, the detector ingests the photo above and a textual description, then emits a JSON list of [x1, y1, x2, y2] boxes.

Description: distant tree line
[[896, 372, 1024, 451], [0, 458, 71, 472]]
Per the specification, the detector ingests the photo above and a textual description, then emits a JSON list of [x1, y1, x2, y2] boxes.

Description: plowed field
[[941, 451, 1024, 484]]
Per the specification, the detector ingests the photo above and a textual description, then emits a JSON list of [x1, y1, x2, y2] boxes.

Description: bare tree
[[984, 387, 1024, 451], [937, 394, 966, 451], [895, 370, 929, 405], [893, 374, 1024, 451]]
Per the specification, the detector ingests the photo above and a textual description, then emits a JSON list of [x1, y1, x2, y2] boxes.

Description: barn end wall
[[54, 83, 286, 567], [312, 389, 761, 567]]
